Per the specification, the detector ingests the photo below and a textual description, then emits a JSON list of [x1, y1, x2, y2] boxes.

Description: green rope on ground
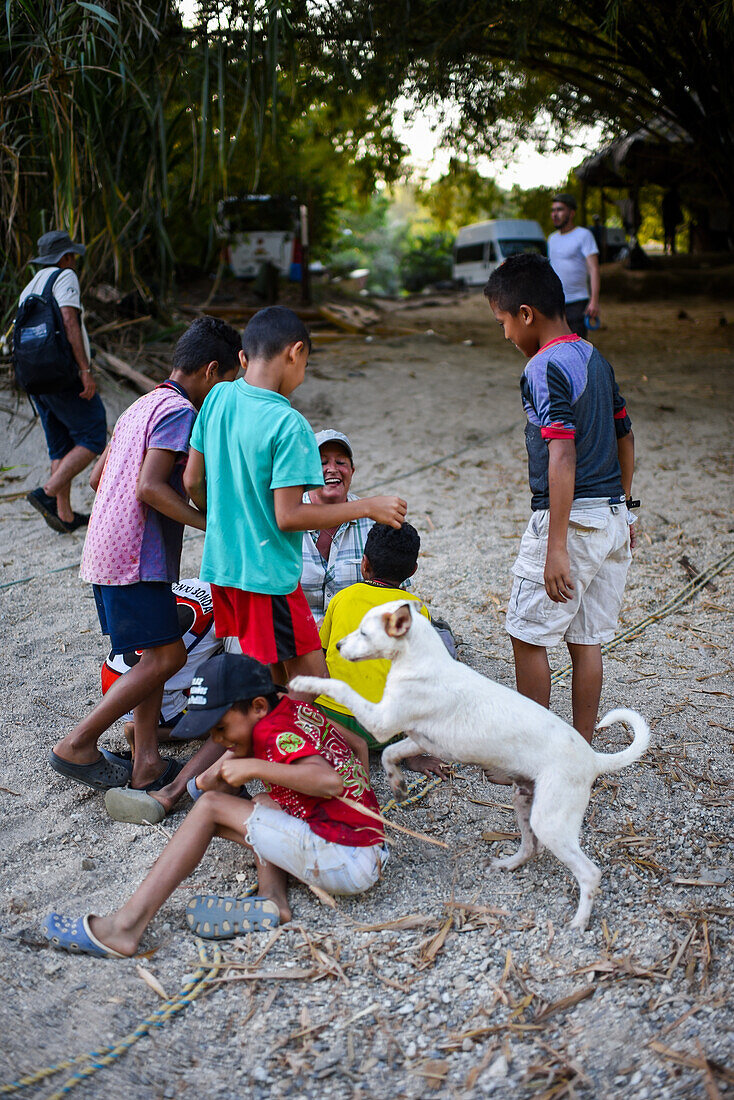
[[0, 562, 79, 591], [549, 547, 734, 686], [0, 942, 222, 1097]]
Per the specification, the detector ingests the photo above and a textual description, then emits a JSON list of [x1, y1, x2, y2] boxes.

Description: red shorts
[[211, 583, 322, 666]]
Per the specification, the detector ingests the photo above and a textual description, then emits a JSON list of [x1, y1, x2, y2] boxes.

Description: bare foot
[[125, 721, 176, 752], [88, 914, 139, 958], [256, 859, 291, 923], [272, 897, 291, 924], [130, 757, 169, 791], [146, 789, 176, 815], [123, 722, 135, 755], [52, 738, 103, 766], [404, 754, 449, 779]]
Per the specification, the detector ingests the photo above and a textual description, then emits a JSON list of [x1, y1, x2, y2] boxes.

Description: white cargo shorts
[[245, 802, 389, 896], [505, 498, 632, 648]]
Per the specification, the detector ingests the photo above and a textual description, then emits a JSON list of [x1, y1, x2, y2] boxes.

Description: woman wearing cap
[[300, 429, 379, 624], [301, 430, 446, 783]]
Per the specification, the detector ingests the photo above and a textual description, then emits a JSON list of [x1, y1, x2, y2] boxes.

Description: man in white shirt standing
[[547, 194, 601, 339], [20, 231, 107, 533]]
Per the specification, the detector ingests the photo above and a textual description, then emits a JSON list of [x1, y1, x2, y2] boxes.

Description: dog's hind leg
[[381, 738, 424, 799], [529, 780, 601, 931], [491, 783, 541, 871]]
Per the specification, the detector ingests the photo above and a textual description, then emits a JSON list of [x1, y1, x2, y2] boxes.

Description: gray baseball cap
[[315, 429, 354, 461], [31, 230, 86, 265]]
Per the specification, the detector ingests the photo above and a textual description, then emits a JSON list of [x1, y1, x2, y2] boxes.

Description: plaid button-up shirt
[[300, 491, 373, 620]]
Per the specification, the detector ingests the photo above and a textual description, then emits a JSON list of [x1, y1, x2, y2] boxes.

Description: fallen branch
[[336, 795, 449, 848], [95, 349, 156, 393]]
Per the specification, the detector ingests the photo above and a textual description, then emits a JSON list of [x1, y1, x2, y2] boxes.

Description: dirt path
[[0, 292, 732, 1099]]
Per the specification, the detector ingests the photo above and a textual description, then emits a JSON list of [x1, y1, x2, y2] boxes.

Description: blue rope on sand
[[0, 942, 223, 1098], [0, 773, 443, 1098]]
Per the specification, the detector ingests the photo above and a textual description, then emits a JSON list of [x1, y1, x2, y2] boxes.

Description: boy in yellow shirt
[[316, 523, 446, 778]]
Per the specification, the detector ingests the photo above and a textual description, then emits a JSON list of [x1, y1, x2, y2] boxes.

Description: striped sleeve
[[523, 359, 577, 440], [611, 370, 632, 437]]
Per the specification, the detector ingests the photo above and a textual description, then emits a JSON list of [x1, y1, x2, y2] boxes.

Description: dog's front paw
[[385, 768, 409, 801], [288, 676, 326, 695]]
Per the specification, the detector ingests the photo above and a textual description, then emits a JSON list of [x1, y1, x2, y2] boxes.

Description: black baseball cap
[[174, 653, 280, 740]]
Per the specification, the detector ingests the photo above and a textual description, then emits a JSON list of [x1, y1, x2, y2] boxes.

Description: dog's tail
[[591, 708, 650, 775]]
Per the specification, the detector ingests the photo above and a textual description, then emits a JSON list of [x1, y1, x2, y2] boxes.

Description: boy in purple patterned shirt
[[50, 318, 242, 795]]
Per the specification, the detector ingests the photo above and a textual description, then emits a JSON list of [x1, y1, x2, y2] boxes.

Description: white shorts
[[505, 498, 631, 647], [245, 802, 389, 896]]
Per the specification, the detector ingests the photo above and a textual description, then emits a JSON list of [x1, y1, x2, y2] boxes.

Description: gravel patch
[[1, 294, 732, 1098]]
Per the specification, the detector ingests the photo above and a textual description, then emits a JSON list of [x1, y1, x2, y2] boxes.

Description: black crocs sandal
[[26, 488, 67, 534], [48, 750, 130, 791]]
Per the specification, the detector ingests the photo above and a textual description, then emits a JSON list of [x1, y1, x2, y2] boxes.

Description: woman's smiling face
[[312, 442, 355, 504]]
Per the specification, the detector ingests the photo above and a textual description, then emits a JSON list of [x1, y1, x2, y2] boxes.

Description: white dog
[[290, 599, 650, 930]]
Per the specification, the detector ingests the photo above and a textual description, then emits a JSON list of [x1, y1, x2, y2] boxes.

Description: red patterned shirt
[[252, 698, 384, 847]]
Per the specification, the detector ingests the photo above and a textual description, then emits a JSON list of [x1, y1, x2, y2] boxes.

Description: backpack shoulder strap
[[40, 268, 66, 303]]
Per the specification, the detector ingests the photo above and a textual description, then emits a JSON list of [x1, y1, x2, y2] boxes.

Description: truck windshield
[[497, 239, 547, 258]]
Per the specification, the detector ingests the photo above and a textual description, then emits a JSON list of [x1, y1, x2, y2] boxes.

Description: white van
[[453, 219, 547, 287]]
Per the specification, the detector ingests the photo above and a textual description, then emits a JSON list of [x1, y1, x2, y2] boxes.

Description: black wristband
[[626, 498, 640, 509]]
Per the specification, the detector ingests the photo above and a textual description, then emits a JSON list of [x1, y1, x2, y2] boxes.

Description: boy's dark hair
[[172, 316, 241, 376], [364, 522, 420, 584], [231, 693, 280, 715], [242, 306, 312, 361], [484, 254, 565, 319]]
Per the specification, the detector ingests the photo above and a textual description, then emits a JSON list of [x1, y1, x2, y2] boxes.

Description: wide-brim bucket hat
[[31, 230, 86, 265]]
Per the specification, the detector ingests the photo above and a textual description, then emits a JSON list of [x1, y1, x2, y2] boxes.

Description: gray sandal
[[185, 894, 280, 938], [104, 787, 167, 824]]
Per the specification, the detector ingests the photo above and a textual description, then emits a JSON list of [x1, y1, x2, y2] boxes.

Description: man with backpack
[[15, 230, 107, 533]]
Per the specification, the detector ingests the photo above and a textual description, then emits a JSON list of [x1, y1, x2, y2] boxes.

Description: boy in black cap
[[42, 654, 388, 957]]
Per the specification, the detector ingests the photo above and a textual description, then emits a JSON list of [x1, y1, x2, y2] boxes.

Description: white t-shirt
[[547, 227, 599, 304], [19, 266, 91, 361]]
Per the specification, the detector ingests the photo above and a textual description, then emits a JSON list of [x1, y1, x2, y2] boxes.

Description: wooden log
[[318, 303, 374, 333], [179, 303, 324, 322], [95, 349, 156, 393]]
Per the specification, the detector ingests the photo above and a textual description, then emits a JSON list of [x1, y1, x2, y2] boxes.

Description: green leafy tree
[[302, 1, 734, 210], [416, 160, 506, 232], [0, 0, 406, 313], [398, 230, 454, 291]]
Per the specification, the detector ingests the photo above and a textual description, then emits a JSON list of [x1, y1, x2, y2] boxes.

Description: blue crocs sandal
[[186, 777, 251, 802], [42, 913, 126, 958], [185, 894, 279, 938]]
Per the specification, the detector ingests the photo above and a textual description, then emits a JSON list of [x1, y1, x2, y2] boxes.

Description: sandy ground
[[0, 292, 732, 1099]]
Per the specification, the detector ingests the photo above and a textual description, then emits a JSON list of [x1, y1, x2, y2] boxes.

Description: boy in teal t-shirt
[[185, 306, 408, 691]]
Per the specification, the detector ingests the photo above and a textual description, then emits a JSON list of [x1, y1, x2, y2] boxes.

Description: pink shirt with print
[[81, 385, 196, 586]]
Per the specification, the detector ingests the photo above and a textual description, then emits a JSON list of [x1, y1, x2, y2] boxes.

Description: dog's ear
[[384, 602, 413, 638]]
